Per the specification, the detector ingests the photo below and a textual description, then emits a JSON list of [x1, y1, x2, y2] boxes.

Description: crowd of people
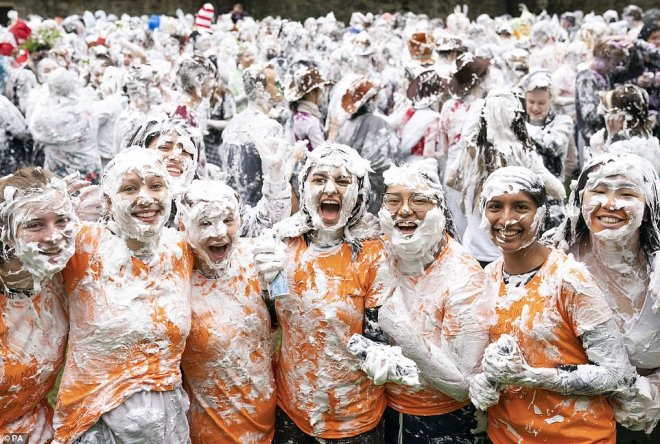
[[0, 2, 659, 443]]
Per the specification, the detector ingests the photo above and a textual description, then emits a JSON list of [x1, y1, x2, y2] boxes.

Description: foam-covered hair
[[555, 153, 660, 267], [298, 142, 374, 253]]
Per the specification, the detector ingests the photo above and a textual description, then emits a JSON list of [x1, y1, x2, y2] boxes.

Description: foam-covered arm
[[378, 289, 470, 400], [484, 322, 635, 396]]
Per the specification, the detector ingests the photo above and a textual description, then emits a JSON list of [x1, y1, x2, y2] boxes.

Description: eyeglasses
[[382, 193, 437, 211]]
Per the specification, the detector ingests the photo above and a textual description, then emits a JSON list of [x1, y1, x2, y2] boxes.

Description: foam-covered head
[[0, 168, 80, 291], [177, 180, 241, 274], [482, 88, 526, 144], [101, 147, 172, 243], [480, 166, 548, 250], [299, 142, 372, 235], [562, 154, 659, 251], [379, 159, 449, 273], [47, 67, 79, 97]]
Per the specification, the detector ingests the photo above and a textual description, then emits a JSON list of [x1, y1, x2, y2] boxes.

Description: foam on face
[[178, 180, 241, 274], [479, 166, 546, 251], [0, 178, 80, 292], [101, 147, 172, 246], [579, 162, 648, 243], [299, 143, 372, 242], [151, 130, 198, 192]]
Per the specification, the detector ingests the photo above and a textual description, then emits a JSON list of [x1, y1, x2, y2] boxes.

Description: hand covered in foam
[[252, 136, 295, 183], [347, 333, 420, 386], [612, 376, 660, 434], [482, 334, 529, 385], [469, 372, 501, 411], [253, 234, 287, 286], [75, 185, 103, 222]]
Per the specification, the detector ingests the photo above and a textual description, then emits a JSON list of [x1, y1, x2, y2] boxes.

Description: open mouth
[[206, 243, 229, 262], [319, 200, 341, 225], [132, 208, 162, 223], [166, 163, 183, 177], [395, 220, 418, 236]]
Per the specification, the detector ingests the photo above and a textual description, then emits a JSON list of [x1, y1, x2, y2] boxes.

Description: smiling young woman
[[0, 167, 79, 444], [470, 166, 636, 444], [53, 148, 194, 443], [554, 153, 660, 439], [376, 160, 490, 444]]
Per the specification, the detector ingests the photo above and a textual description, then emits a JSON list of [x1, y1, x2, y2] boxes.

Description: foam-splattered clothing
[[575, 69, 609, 143], [217, 104, 284, 206], [275, 237, 391, 439], [0, 94, 33, 177], [397, 107, 442, 162], [385, 236, 488, 416], [485, 248, 616, 443], [27, 92, 102, 183], [182, 239, 276, 444], [0, 277, 68, 443], [289, 100, 326, 151], [54, 223, 193, 443]]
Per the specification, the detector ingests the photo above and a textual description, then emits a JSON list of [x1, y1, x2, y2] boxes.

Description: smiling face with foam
[[0, 174, 80, 291], [178, 180, 241, 275], [102, 147, 172, 244], [480, 166, 547, 253], [580, 166, 646, 242]]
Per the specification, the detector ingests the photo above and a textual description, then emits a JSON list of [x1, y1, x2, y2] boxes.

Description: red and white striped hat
[[195, 3, 215, 32]]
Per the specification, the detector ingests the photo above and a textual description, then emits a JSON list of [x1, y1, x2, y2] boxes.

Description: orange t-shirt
[[182, 239, 276, 444], [275, 237, 392, 439], [0, 277, 68, 435], [54, 223, 193, 443], [486, 248, 616, 444], [385, 236, 488, 416]]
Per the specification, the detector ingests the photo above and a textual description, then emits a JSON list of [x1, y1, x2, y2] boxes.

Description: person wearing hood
[[376, 159, 490, 443], [27, 68, 101, 183], [216, 63, 285, 207], [554, 153, 660, 439], [271, 143, 393, 443], [589, 84, 660, 172], [336, 77, 399, 214], [53, 148, 193, 444], [469, 166, 636, 444], [447, 88, 566, 266], [0, 167, 80, 444], [178, 179, 288, 444]]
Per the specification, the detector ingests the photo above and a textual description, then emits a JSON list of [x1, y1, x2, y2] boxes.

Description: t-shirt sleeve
[[559, 265, 614, 337], [62, 223, 102, 294], [360, 241, 394, 309]]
